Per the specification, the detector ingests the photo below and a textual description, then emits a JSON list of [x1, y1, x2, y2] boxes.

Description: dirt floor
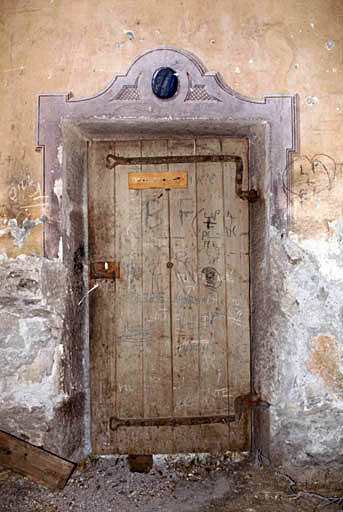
[[0, 452, 342, 512]]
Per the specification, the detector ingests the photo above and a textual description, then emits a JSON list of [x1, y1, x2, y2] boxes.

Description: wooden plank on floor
[[0, 430, 75, 490]]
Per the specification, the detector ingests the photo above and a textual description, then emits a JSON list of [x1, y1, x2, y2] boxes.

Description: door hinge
[[235, 158, 260, 202], [234, 392, 270, 420], [110, 414, 236, 431], [105, 152, 259, 202], [109, 395, 269, 431]]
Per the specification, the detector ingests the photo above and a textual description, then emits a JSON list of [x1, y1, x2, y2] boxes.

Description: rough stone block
[[0, 254, 85, 460]]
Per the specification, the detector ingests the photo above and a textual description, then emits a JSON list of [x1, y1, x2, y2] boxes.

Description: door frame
[[35, 46, 299, 458]]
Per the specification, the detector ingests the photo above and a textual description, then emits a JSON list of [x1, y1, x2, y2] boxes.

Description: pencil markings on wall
[[283, 153, 337, 202]]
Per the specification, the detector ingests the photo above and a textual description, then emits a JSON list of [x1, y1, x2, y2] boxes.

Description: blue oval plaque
[[152, 67, 178, 99]]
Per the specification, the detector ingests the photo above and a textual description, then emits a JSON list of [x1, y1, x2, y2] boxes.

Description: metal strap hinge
[[109, 394, 269, 431], [235, 159, 260, 203], [110, 414, 236, 431], [234, 393, 270, 420], [105, 153, 260, 202]]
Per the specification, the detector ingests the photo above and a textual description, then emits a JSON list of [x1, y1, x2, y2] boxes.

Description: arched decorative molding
[[36, 45, 298, 259]]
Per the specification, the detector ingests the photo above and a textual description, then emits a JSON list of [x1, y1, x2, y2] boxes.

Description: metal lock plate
[[90, 261, 120, 280]]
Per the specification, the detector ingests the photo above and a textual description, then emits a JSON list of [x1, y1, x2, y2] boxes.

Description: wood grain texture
[[169, 139, 199, 417], [128, 171, 187, 189], [137, 139, 174, 452], [88, 137, 250, 454], [168, 138, 203, 452], [222, 138, 251, 450], [114, 140, 145, 451], [0, 430, 75, 490], [88, 141, 117, 454], [194, 138, 230, 449]]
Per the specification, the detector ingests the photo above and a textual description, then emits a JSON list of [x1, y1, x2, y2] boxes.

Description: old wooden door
[[88, 137, 250, 454]]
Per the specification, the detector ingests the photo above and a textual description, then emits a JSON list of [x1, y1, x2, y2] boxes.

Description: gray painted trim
[[36, 46, 298, 258]]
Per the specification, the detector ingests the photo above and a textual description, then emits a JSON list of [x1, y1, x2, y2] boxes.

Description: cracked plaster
[[254, 225, 343, 466], [0, 254, 86, 458]]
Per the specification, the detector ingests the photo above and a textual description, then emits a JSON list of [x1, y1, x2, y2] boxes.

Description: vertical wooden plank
[[222, 137, 251, 450], [195, 138, 230, 450], [88, 141, 116, 454], [88, 141, 116, 263], [117, 139, 174, 454], [169, 139, 199, 416], [119, 140, 174, 453], [113, 140, 144, 452], [168, 139, 202, 452], [137, 139, 174, 452]]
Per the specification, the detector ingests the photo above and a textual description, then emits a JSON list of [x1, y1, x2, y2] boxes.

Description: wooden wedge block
[[0, 430, 76, 490], [128, 171, 187, 189]]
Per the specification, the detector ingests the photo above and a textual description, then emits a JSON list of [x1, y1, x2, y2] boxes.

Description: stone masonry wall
[[0, 254, 85, 459]]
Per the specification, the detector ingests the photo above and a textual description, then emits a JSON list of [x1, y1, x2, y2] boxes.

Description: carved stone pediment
[[36, 46, 298, 258]]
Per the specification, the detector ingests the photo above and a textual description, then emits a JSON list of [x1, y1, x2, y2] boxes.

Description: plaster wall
[[0, 0, 343, 465]]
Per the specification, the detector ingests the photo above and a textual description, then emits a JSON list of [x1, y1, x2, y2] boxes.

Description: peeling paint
[[57, 145, 63, 166], [306, 96, 319, 105], [256, 226, 343, 464], [306, 334, 343, 396], [58, 237, 63, 260], [8, 216, 47, 247], [293, 235, 343, 282], [53, 177, 63, 206], [0, 255, 84, 456], [124, 30, 135, 41]]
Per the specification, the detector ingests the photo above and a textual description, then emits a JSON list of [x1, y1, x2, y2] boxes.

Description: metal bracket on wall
[[234, 393, 270, 420], [106, 153, 259, 202], [90, 261, 120, 280]]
